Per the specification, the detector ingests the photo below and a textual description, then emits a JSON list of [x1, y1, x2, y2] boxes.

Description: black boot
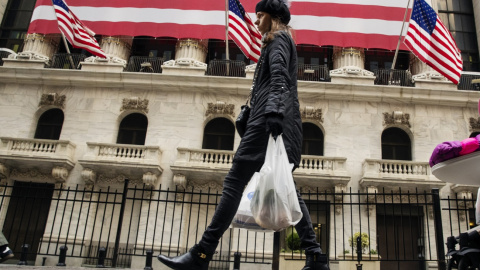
[[157, 245, 211, 270], [302, 253, 330, 270]]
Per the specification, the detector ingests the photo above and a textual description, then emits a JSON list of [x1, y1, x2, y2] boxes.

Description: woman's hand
[[266, 113, 283, 137]]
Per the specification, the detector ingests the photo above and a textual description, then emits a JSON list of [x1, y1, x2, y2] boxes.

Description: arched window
[[302, 123, 324, 155], [116, 113, 148, 145], [381, 127, 412, 160], [34, 109, 64, 140], [202, 118, 235, 150]]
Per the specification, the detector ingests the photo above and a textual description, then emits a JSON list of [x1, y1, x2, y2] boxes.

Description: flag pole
[[389, 0, 412, 82], [225, 0, 230, 74], [61, 33, 76, 68]]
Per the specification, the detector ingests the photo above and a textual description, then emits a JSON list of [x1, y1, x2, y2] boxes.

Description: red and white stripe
[[30, 0, 422, 50], [52, 0, 106, 58], [228, 10, 261, 62], [404, 16, 463, 84]]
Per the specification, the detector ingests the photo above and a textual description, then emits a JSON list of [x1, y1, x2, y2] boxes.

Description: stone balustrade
[[175, 148, 234, 169], [84, 142, 161, 163], [363, 158, 430, 179], [360, 158, 445, 192], [297, 155, 347, 174], [0, 137, 76, 160]]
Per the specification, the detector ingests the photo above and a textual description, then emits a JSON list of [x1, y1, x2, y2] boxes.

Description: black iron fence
[[374, 69, 414, 87], [298, 64, 330, 82], [0, 181, 476, 269], [47, 53, 87, 70], [124, 56, 164, 73], [206, 60, 246, 77], [457, 73, 480, 91]]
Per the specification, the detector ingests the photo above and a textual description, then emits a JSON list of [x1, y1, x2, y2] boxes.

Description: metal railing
[[298, 64, 330, 82], [374, 69, 414, 87], [457, 73, 480, 91], [48, 53, 86, 70], [206, 60, 246, 77], [0, 50, 14, 66], [124, 56, 164, 73], [0, 181, 474, 269]]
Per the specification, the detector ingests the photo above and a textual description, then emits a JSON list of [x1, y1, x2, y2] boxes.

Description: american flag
[[404, 0, 463, 84], [51, 0, 107, 58], [228, 0, 262, 62], [30, 0, 416, 50]]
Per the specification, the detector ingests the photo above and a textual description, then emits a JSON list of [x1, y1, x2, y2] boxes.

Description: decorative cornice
[[11, 169, 52, 181], [469, 117, 480, 131], [300, 106, 323, 122], [205, 102, 235, 117], [121, 97, 149, 113], [97, 174, 142, 185], [383, 111, 411, 128], [39, 93, 66, 109], [187, 180, 223, 193]]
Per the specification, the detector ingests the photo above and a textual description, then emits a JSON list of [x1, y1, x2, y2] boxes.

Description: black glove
[[265, 113, 283, 137]]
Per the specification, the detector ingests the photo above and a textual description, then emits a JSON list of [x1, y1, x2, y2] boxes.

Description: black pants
[[198, 160, 322, 255]]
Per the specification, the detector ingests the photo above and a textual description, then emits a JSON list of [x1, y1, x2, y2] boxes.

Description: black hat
[[255, 0, 291, 25]]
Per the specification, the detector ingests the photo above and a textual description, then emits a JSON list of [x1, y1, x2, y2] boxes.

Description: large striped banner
[[29, 0, 418, 50]]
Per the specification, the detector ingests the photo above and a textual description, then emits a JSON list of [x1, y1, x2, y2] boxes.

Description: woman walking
[[158, 0, 329, 269]]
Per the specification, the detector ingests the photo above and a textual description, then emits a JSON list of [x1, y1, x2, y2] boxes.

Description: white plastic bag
[[231, 173, 271, 231], [476, 187, 480, 225], [250, 135, 303, 231]]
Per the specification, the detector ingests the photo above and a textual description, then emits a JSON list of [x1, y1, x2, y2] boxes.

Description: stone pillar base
[[413, 71, 457, 90], [2, 58, 46, 69], [80, 56, 126, 72], [161, 59, 207, 76], [245, 63, 256, 79], [330, 66, 375, 85]]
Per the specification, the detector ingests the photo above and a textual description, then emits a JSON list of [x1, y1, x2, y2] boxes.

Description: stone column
[[81, 36, 132, 72], [3, 33, 60, 68], [474, 0, 480, 54], [162, 38, 208, 76], [409, 54, 456, 90], [0, 0, 8, 22], [330, 47, 375, 85]]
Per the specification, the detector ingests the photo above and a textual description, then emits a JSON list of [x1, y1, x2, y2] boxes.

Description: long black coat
[[234, 30, 303, 168]]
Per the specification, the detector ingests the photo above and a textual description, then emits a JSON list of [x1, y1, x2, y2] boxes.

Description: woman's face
[[255, 12, 271, 35]]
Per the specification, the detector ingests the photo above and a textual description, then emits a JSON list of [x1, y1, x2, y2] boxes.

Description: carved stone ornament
[[121, 97, 149, 113], [301, 106, 323, 122], [0, 163, 10, 179], [205, 102, 235, 117], [97, 174, 142, 185], [11, 169, 52, 181], [469, 117, 480, 131], [187, 180, 223, 193], [142, 172, 158, 187], [383, 111, 411, 128], [173, 174, 187, 189], [81, 168, 97, 185], [365, 186, 378, 216], [52, 166, 69, 182], [39, 93, 66, 109]]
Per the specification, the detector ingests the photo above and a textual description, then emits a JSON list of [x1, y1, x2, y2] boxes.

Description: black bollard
[[57, 245, 68, 266], [233, 252, 241, 270], [17, 244, 29, 265], [96, 247, 106, 268], [144, 250, 153, 270], [356, 236, 362, 270]]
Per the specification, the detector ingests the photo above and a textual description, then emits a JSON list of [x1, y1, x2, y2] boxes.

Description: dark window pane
[[116, 113, 148, 145], [381, 127, 412, 161], [34, 109, 64, 140], [203, 118, 235, 150], [302, 123, 324, 156]]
